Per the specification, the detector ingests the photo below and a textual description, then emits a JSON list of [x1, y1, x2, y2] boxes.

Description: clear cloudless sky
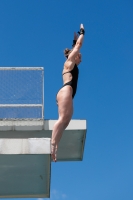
[[0, 0, 133, 199]]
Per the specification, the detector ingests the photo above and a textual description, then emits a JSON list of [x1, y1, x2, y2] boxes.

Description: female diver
[[51, 24, 85, 162]]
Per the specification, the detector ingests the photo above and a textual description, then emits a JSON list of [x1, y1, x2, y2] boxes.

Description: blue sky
[[0, 0, 133, 199]]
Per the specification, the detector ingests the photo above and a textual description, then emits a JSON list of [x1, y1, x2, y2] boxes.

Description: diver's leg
[[51, 86, 73, 162]]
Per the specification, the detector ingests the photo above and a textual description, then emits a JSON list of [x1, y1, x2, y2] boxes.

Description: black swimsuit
[[57, 64, 79, 100]]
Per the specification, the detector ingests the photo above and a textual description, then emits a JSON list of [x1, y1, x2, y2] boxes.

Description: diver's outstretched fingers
[[80, 23, 84, 29]]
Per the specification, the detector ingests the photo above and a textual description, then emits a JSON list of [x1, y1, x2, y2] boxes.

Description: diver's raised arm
[[68, 24, 85, 61]]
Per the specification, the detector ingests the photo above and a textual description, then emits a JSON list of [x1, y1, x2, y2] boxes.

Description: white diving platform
[[0, 119, 87, 198], [0, 120, 86, 161]]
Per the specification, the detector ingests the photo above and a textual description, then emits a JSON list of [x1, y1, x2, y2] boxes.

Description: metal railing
[[0, 67, 44, 119]]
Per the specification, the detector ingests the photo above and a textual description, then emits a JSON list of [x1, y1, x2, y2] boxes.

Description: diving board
[[0, 119, 87, 161], [0, 119, 86, 198]]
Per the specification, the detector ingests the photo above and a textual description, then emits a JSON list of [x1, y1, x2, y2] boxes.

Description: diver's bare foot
[[51, 144, 57, 162]]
